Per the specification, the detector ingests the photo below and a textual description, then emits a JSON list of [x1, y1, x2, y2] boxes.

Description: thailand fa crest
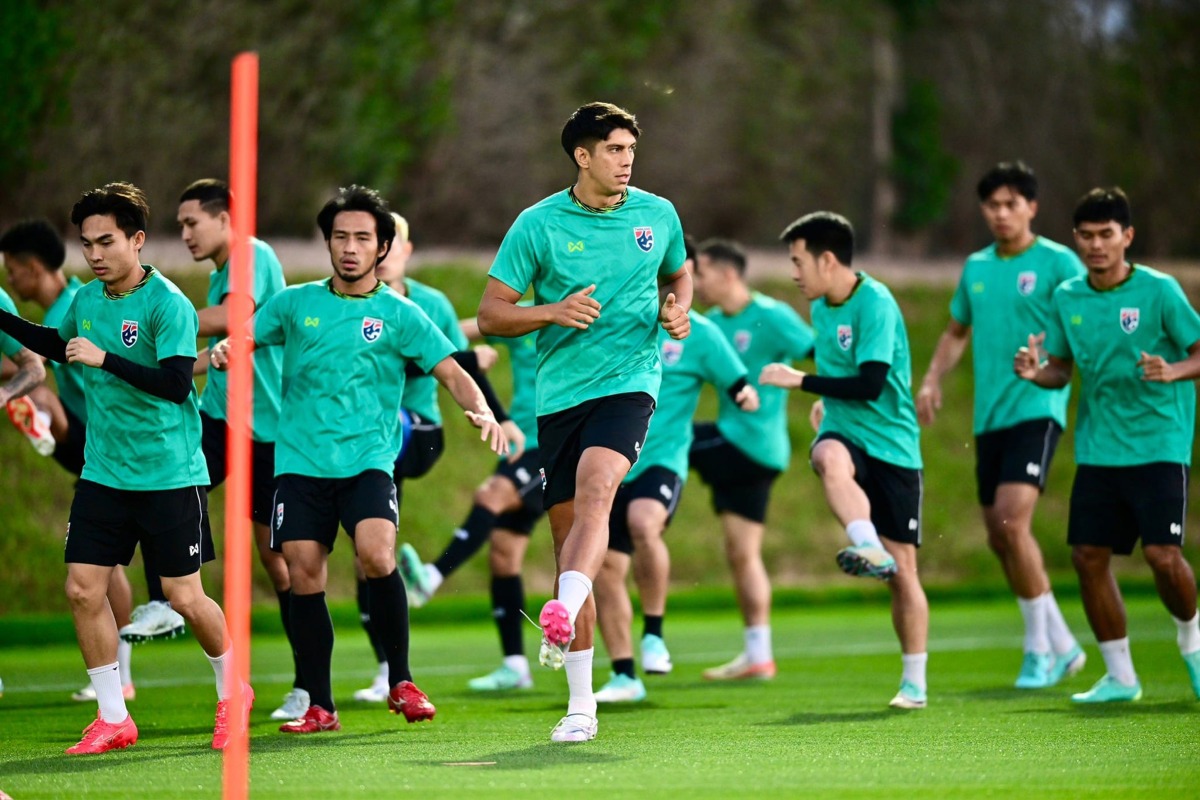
[[1120, 307, 1139, 334], [634, 227, 654, 253], [1017, 271, 1037, 296], [121, 320, 138, 348], [661, 340, 683, 366], [734, 330, 751, 353], [837, 324, 853, 351], [362, 317, 383, 342], [275, 503, 284, 531]]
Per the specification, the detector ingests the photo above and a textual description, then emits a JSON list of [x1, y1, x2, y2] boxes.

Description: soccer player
[[477, 101, 691, 742], [761, 211, 930, 710], [1, 219, 139, 702], [211, 185, 506, 733], [689, 238, 814, 681], [0, 182, 247, 753], [917, 161, 1086, 688], [1014, 188, 1200, 703], [594, 298, 759, 703], [175, 178, 307, 721]]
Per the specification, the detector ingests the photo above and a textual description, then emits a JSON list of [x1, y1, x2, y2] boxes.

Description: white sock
[[117, 640, 133, 686], [88, 662, 127, 723], [36, 410, 52, 430], [557, 571, 593, 625], [376, 661, 389, 682], [846, 519, 882, 548], [1017, 593, 1050, 654], [206, 648, 232, 701], [425, 564, 444, 594], [744, 625, 773, 664], [1173, 611, 1200, 655], [1044, 592, 1079, 655], [1098, 638, 1137, 686], [901, 652, 928, 692], [564, 648, 596, 717], [504, 654, 530, 676]]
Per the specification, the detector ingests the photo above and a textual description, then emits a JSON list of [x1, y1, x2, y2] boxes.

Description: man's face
[[980, 186, 1037, 244], [1073, 220, 1132, 273], [788, 240, 827, 301], [329, 210, 387, 283], [80, 215, 143, 285], [177, 200, 228, 263], [579, 128, 637, 196], [692, 253, 730, 305], [374, 238, 413, 285], [2, 253, 42, 301]]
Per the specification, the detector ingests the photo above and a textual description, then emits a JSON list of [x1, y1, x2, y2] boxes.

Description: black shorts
[[51, 403, 87, 477], [201, 412, 279, 527], [689, 422, 780, 524], [1068, 463, 1188, 555], [537, 392, 656, 509], [813, 433, 923, 546], [270, 470, 397, 554], [608, 466, 684, 555], [66, 480, 214, 577], [493, 448, 546, 536], [394, 411, 444, 483], [975, 418, 1062, 506]]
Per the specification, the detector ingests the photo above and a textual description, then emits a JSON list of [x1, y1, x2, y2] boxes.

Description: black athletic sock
[[276, 590, 305, 691], [643, 615, 664, 640], [289, 591, 335, 711], [356, 578, 387, 664], [612, 657, 636, 679], [143, 558, 167, 604], [367, 570, 412, 686], [492, 575, 525, 657], [433, 505, 499, 577]]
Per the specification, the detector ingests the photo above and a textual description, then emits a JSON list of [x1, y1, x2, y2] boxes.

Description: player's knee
[[1070, 546, 1107, 575], [63, 575, 105, 610], [576, 469, 620, 504], [1142, 544, 1182, 576], [359, 547, 396, 578], [811, 446, 849, 480], [629, 518, 662, 548]]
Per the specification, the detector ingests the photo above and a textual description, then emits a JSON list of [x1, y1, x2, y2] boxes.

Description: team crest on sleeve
[[837, 325, 853, 351], [362, 317, 384, 342], [633, 226, 655, 253], [121, 320, 139, 348], [1017, 271, 1037, 296], [1119, 307, 1139, 334], [734, 330, 751, 353], [661, 340, 684, 366]]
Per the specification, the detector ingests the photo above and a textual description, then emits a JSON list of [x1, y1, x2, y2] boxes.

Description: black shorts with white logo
[[537, 392, 656, 510], [689, 422, 780, 524], [66, 480, 214, 577], [51, 402, 87, 477], [608, 466, 684, 555], [975, 417, 1062, 506], [394, 412, 445, 483], [270, 470, 398, 554], [201, 411, 279, 527], [813, 432, 923, 546], [493, 448, 546, 536], [1068, 463, 1188, 555]]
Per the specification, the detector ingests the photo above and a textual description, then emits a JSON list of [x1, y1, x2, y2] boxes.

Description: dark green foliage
[[891, 80, 958, 232]]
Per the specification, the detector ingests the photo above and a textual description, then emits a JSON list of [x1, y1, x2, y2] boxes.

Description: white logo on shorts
[[908, 519, 918, 531], [1025, 462, 1041, 477], [1170, 523, 1183, 537], [189, 544, 200, 556], [516, 467, 531, 484], [659, 483, 674, 501]]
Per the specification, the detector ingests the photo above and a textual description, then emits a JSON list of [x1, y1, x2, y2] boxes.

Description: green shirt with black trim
[[253, 279, 456, 479], [488, 186, 686, 416], [485, 328, 539, 451], [57, 267, 209, 489], [399, 277, 469, 425], [1044, 265, 1200, 467]]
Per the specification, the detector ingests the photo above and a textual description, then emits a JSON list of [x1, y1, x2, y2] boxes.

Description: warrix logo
[[1170, 522, 1183, 537], [304, 316, 320, 327], [1017, 271, 1037, 296], [837, 325, 853, 351], [567, 241, 584, 253], [634, 226, 654, 252], [1120, 307, 1140, 334], [362, 317, 383, 342], [1025, 462, 1041, 477], [189, 544, 200, 556], [121, 320, 138, 348], [81, 319, 92, 331]]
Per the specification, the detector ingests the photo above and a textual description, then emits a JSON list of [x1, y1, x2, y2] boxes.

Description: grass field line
[[6, 629, 1176, 695]]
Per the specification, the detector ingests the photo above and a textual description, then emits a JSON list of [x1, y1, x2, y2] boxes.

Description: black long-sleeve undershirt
[[0, 309, 68, 362], [800, 361, 890, 401], [725, 376, 749, 404], [403, 349, 509, 423]]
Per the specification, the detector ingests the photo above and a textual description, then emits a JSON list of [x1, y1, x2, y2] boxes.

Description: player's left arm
[[431, 356, 508, 456], [1138, 341, 1200, 383], [759, 361, 889, 400], [0, 347, 47, 406], [1139, 281, 1200, 383], [658, 265, 692, 340]]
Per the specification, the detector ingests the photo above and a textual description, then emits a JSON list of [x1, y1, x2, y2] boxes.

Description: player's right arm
[[477, 277, 600, 337], [916, 318, 970, 425]]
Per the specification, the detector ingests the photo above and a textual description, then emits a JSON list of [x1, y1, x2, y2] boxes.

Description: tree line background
[[3, 0, 1198, 257]]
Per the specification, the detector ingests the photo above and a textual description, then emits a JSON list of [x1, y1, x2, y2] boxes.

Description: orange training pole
[[223, 50, 258, 800]]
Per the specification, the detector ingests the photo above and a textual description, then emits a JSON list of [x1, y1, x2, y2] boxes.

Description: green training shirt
[[706, 292, 815, 471], [57, 268, 209, 489], [1044, 265, 1200, 467], [0, 287, 24, 360], [42, 276, 88, 423], [486, 329, 539, 451], [812, 273, 923, 470], [488, 187, 686, 416], [629, 311, 747, 483], [253, 279, 456, 479], [399, 277, 469, 425], [199, 237, 286, 442], [951, 236, 1084, 433]]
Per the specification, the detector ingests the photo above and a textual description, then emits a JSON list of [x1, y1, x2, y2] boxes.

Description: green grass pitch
[[1, 592, 1197, 798]]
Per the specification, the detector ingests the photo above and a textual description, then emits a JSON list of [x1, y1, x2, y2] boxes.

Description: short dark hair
[[561, 102, 640, 167], [179, 178, 230, 215], [779, 211, 856, 266], [683, 234, 697, 265], [316, 185, 396, 251], [0, 219, 66, 270], [70, 182, 149, 238], [976, 160, 1038, 202], [698, 238, 748, 276], [1073, 187, 1132, 229]]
